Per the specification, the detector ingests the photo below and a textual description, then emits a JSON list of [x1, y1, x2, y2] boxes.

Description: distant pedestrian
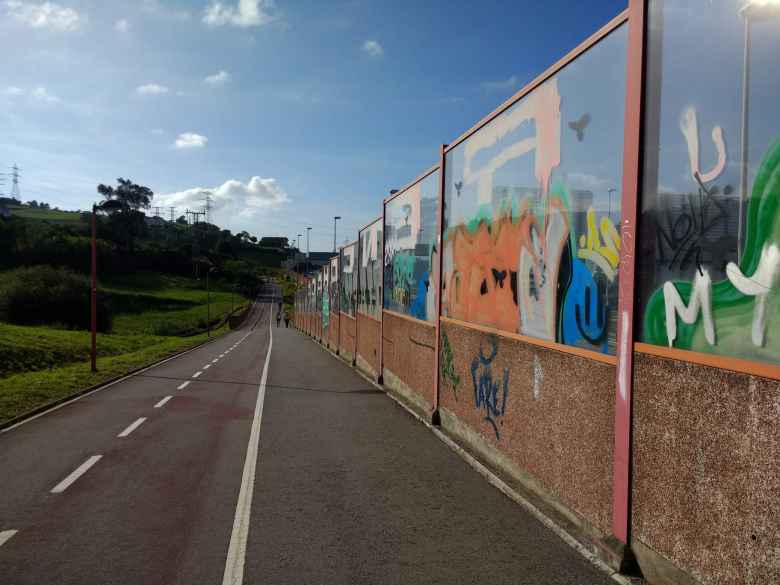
[[284, 315, 290, 328], [276, 310, 282, 327]]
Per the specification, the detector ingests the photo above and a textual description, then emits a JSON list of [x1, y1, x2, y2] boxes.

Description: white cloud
[[203, 0, 276, 28], [141, 0, 190, 20], [136, 83, 169, 96], [158, 177, 290, 223], [174, 132, 208, 149], [114, 18, 129, 32], [4, 85, 60, 103], [481, 75, 519, 92], [5, 1, 83, 32], [30, 85, 60, 103], [362, 39, 383, 57], [204, 70, 231, 85]]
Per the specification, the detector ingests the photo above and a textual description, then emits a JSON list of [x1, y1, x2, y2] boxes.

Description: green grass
[[8, 204, 82, 223], [0, 270, 250, 425], [0, 323, 230, 425]]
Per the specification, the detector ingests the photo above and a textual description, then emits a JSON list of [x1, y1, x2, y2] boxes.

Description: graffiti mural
[[340, 242, 357, 317], [471, 336, 509, 440], [440, 330, 460, 399], [329, 256, 340, 319], [322, 265, 330, 329], [638, 0, 780, 366], [441, 25, 627, 354], [358, 218, 383, 319], [383, 170, 440, 322]]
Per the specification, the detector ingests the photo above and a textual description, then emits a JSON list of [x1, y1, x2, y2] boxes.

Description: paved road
[[0, 283, 614, 585]]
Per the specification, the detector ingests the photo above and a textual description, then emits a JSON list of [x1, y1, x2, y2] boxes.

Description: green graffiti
[[643, 138, 780, 361], [440, 331, 461, 399], [322, 292, 329, 328]]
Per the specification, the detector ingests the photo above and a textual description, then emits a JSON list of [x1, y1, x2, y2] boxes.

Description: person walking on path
[[284, 314, 290, 328], [276, 309, 282, 328]]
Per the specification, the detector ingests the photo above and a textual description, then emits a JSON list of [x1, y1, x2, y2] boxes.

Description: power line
[[10, 164, 21, 200]]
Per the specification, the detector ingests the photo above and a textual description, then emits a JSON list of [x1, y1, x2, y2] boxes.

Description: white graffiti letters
[[725, 244, 780, 347], [663, 269, 715, 347], [680, 106, 727, 184]]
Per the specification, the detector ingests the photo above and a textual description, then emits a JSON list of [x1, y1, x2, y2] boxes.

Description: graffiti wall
[[383, 170, 440, 322], [358, 218, 383, 319], [638, 0, 780, 366], [441, 25, 627, 354], [340, 242, 357, 317], [329, 256, 340, 318]]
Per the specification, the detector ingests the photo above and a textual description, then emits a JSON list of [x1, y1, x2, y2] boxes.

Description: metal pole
[[90, 204, 97, 372], [333, 216, 341, 253], [207, 268, 210, 337], [737, 14, 751, 265], [306, 227, 312, 275]]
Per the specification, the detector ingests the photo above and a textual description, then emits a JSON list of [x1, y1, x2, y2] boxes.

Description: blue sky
[[0, 0, 626, 251]]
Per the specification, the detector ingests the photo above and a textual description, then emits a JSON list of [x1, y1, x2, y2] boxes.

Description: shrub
[[0, 265, 112, 332]]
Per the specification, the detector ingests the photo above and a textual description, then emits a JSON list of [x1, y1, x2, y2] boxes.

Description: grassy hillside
[[0, 271, 249, 424], [7, 204, 82, 223]]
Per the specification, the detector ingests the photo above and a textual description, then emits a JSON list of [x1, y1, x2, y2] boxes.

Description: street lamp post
[[333, 216, 341, 253], [297, 233, 303, 276], [737, 0, 780, 263], [306, 227, 312, 275]]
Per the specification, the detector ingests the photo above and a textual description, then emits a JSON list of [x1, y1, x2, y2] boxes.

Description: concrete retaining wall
[[631, 353, 780, 585], [356, 312, 380, 380], [381, 310, 435, 419]]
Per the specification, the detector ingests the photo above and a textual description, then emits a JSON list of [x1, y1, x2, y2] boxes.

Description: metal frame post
[[612, 0, 646, 545]]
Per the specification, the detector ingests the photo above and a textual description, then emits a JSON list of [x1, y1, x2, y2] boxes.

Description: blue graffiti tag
[[561, 258, 608, 352], [470, 336, 509, 440]]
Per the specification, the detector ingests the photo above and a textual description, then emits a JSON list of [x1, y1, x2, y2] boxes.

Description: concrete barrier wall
[[630, 353, 779, 585], [339, 313, 356, 364], [438, 319, 616, 549], [329, 314, 340, 352], [356, 313, 380, 380], [381, 310, 435, 418]]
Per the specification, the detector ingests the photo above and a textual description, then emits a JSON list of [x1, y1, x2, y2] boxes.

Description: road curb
[[0, 331, 225, 434]]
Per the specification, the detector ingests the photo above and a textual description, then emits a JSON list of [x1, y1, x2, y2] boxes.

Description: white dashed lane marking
[[154, 396, 172, 408], [0, 530, 18, 547], [204, 365, 211, 370], [193, 371, 203, 378], [51, 455, 102, 493], [178, 381, 190, 390], [117, 418, 147, 438]]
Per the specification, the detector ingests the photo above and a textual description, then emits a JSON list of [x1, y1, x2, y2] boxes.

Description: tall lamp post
[[90, 203, 97, 372], [737, 0, 780, 263], [306, 226, 312, 275], [297, 233, 303, 276], [333, 216, 341, 253]]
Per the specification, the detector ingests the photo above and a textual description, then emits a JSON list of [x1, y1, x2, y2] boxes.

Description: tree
[[96, 178, 153, 252]]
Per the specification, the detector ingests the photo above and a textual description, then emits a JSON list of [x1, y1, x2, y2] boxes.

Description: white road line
[[220, 354, 225, 358], [212, 359, 219, 363], [154, 396, 172, 408], [204, 364, 211, 370], [117, 417, 147, 438], [51, 455, 102, 493], [193, 371, 203, 378], [0, 530, 18, 547], [178, 381, 190, 390], [222, 305, 273, 585]]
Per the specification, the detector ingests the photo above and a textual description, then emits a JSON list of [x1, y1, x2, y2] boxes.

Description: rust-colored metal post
[[431, 145, 448, 422], [90, 204, 97, 372], [378, 206, 386, 384], [612, 0, 646, 545]]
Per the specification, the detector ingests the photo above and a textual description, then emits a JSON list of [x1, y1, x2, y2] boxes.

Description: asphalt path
[[0, 283, 615, 585]]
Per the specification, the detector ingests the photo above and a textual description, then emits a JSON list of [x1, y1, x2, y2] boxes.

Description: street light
[[306, 227, 312, 275], [737, 0, 780, 263], [297, 233, 303, 276], [333, 216, 341, 253]]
